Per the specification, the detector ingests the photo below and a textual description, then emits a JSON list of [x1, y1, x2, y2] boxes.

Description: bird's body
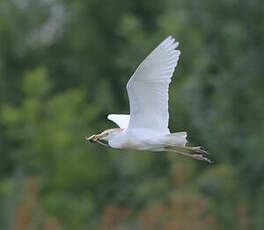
[[87, 36, 213, 163], [108, 129, 187, 151]]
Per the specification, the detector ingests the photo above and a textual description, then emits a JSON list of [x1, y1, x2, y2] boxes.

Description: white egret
[[87, 36, 213, 163]]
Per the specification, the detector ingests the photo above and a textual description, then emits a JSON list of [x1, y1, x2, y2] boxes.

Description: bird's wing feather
[[126, 36, 180, 133], [107, 114, 130, 129]]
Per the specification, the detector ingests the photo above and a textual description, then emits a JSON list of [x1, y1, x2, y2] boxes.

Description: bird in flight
[[87, 36, 213, 163]]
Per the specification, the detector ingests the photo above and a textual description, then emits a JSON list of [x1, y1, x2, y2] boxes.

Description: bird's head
[[86, 128, 123, 143]]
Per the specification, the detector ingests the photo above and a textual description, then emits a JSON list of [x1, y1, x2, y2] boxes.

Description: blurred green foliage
[[0, 0, 263, 229]]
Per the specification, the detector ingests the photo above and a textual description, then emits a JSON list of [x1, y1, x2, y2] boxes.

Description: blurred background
[[0, 0, 264, 229]]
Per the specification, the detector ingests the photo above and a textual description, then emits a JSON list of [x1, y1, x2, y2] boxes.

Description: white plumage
[[107, 114, 130, 129], [127, 36, 180, 133], [88, 36, 213, 163]]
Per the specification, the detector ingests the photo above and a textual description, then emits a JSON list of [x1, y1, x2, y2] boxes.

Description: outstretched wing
[[126, 36, 181, 133], [107, 114, 130, 129]]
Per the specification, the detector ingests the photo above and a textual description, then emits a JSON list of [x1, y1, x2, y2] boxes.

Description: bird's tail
[[164, 132, 187, 147]]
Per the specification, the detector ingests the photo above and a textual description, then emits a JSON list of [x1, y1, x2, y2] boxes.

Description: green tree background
[[0, 0, 263, 229]]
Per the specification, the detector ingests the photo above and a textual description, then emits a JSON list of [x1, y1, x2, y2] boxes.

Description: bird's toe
[[192, 154, 214, 164]]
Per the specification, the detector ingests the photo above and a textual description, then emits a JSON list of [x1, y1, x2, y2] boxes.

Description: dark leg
[[166, 145, 210, 155], [166, 148, 213, 163]]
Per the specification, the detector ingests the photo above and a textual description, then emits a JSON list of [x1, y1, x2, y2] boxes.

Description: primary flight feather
[[87, 36, 213, 163]]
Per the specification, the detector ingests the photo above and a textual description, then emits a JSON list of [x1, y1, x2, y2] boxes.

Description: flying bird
[[87, 36, 213, 163]]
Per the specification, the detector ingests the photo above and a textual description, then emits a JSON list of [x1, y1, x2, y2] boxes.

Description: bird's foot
[[192, 154, 214, 164], [186, 146, 210, 155], [169, 145, 210, 156], [166, 146, 213, 164]]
